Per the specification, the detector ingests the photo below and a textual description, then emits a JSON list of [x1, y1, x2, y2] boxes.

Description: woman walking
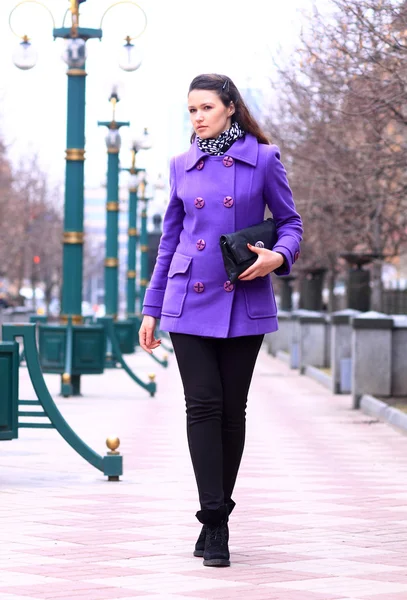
[[139, 73, 303, 567]]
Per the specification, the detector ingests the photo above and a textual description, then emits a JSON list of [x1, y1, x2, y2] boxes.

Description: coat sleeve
[[142, 157, 185, 318], [264, 144, 303, 276]]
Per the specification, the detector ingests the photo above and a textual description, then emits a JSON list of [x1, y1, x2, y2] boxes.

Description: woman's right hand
[[139, 315, 161, 354]]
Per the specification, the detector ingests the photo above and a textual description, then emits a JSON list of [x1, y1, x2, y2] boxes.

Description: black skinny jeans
[[170, 333, 264, 511]]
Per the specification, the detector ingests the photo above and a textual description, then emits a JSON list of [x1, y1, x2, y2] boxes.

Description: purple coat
[[142, 133, 303, 337]]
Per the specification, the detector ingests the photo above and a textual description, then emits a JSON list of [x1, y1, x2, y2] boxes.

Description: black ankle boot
[[195, 505, 230, 567], [203, 521, 230, 567], [193, 525, 206, 557], [193, 501, 235, 558]]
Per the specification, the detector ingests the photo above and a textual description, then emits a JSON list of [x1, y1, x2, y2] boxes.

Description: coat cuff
[[272, 242, 300, 276], [142, 288, 165, 318], [143, 288, 165, 308], [142, 305, 162, 319], [272, 246, 291, 276]]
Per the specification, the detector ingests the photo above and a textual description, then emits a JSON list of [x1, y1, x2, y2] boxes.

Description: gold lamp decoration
[[106, 437, 120, 454]]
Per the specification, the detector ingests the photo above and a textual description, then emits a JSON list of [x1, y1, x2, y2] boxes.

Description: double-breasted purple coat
[[142, 133, 303, 337]]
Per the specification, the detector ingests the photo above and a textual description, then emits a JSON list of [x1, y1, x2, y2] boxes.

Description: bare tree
[[265, 0, 407, 310], [0, 138, 20, 286], [0, 148, 63, 307]]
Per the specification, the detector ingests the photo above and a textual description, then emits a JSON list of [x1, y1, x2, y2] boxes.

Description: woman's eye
[[204, 106, 212, 110], [189, 109, 196, 113]]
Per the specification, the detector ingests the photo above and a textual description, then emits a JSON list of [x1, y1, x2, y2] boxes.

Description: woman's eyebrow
[[188, 102, 215, 109]]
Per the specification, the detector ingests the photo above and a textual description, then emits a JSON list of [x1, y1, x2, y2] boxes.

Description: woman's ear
[[228, 101, 235, 117]]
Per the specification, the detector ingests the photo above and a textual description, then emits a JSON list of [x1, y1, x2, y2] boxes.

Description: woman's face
[[188, 89, 235, 139]]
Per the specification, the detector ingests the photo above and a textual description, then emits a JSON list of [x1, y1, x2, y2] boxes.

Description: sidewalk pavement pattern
[[1, 344, 407, 600]]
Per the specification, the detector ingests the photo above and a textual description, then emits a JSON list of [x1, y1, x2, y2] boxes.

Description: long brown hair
[[188, 73, 270, 145]]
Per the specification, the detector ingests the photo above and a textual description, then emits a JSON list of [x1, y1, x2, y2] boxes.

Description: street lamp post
[[127, 167, 140, 321], [139, 178, 150, 312], [125, 129, 151, 319], [98, 90, 129, 320], [9, 0, 147, 397], [58, 23, 99, 326]]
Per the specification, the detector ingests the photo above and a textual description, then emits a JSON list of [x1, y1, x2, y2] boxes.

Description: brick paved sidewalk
[[1, 344, 407, 600]]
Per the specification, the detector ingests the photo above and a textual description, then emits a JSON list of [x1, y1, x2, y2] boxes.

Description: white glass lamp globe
[[133, 128, 152, 152], [62, 37, 87, 68], [106, 129, 121, 151], [119, 40, 142, 72], [144, 182, 153, 199], [154, 174, 166, 190], [128, 173, 139, 189], [13, 39, 37, 70]]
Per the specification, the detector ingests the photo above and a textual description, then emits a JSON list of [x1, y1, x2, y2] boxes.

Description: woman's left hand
[[238, 244, 285, 281]]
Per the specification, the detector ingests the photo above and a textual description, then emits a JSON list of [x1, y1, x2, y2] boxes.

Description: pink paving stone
[[178, 569, 333, 583], [368, 594, 407, 600], [4, 350, 407, 598], [29, 531, 148, 543], [353, 572, 407, 583], [0, 566, 154, 579], [234, 553, 316, 564], [177, 590, 343, 599], [0, 586, 139, 599], [12, 548, 159, 559], [41, 595, 150, 600], [350, 556, 407, 567]]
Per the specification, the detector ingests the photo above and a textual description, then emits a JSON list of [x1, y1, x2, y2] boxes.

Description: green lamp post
[[98, 90, 129, 320], [9, 0, 147, 396], [121, 145, 170, 368], [127, 165, 140, 322], [138, 177, 150, 312], [125, 129, 151, 319]]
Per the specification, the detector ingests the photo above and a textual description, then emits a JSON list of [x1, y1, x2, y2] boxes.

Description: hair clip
[[222, 79, 229, 92]]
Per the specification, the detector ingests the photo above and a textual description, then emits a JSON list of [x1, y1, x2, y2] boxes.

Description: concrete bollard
[[298, 311, 327, 374], [392, 315, 407, 397], [330, 309, 360, 394], [289, 309, 311, 369], [324, 315, 331, 370], [264, 332, 273, 354], [267, 311, 292, 356], [351, 311, 393, 409]]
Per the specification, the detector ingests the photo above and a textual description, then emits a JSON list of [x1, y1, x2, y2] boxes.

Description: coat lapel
[[185, 133, 259, 171]]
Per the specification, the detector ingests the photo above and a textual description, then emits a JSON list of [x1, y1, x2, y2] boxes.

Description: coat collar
[[185, 133, 259, 171]]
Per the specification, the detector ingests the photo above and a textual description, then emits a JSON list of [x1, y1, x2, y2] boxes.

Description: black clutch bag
[[219, 218, 278, 284]]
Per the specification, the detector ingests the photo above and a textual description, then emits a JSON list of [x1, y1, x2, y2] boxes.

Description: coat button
[[223, 196, 234, 208], [224, 281, 234, 292], [196, 160, 205, 170], [193, 282, 205, 293], [194, 197, 205, 209], [222, 156, 234, 167], [196, 239, 206, 251]]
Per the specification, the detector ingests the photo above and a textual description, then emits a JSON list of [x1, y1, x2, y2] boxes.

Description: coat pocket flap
[[168, 252, 192, 278]]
